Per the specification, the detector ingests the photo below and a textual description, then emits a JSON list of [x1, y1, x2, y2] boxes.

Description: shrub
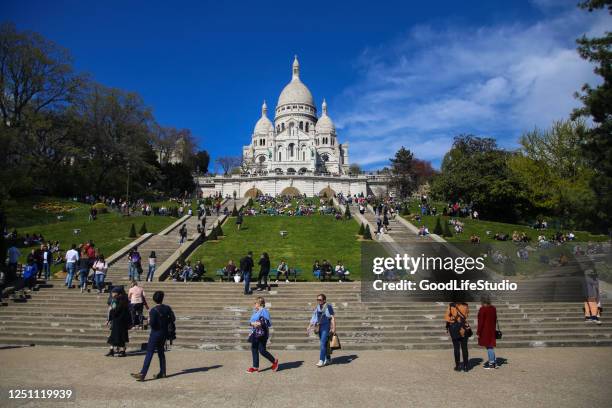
[[328, 198, 334, 207], [139, 222, 148, 235], [247, 198, 254, 207], [358, 223, 365, 236], [363, 224, 373, 240], [208, 227, 217, 241], [129, 223, 137, 238], [216, 223, 224, 237], [344, 204, 352, 219], [442, 222, 453, 238], [231, 204, 238, 216], [92, 202, 108, 214], [433, 217, 443, 235], [401, 204, 410, 216]]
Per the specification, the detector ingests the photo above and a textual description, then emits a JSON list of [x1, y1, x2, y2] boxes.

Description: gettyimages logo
[[372, 253, 486, 275]]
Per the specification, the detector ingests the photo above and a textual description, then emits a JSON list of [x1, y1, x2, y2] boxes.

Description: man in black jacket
[[240, 251, 254, 295], [131, 291, 176, 381]]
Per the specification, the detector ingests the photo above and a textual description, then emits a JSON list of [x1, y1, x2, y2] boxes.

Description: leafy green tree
[[430, 135, 527, 222], [509, 119, 597, 229], [159, 163, 195, 196], [389, 147, 415, 199], [571, 0, 612, 232]]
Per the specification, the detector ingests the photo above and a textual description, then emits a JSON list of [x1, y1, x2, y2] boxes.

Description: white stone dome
[[316, 99, 335, 133], [277, 56, 314, 107], [254, 101, 273, 134]]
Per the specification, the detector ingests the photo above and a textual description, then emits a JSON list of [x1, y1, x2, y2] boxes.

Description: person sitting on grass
[[275, 260, 289, 283], [334, 261, 349, 282]]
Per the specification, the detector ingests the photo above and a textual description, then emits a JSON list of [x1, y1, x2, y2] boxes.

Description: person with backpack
[[307, 293, 336, 367], [22, 258, 38, 290], [477, 294, 499, 369], [445, 301, 471, 372], [131, 290, 176, 381], [246, 296, 278, 373]]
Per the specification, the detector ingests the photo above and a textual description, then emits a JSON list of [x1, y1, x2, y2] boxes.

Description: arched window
[[289, 143, 294, 157], [302, 151, 305, 161], [299, 121, 303, 130], [281, 123, 285, 131], [305, 122, 309, 132], [278, 151, 282, 161]]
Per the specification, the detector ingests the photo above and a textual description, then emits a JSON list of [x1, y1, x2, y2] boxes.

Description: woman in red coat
[[477, 294, 498, 369]]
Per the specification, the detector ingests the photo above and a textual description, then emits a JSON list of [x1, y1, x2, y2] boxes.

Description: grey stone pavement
[[0, 346, 611, 408]]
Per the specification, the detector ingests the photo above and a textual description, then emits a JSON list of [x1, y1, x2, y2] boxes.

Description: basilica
[[242, 56, 350, 175], [197, 57, 388, 198]]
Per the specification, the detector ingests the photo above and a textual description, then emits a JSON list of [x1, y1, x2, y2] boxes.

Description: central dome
[[277, 56, 314, 107]]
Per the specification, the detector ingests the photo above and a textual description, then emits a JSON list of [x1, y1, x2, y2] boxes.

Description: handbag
[[330, 333, 341, 350], [495, 319, 503, 340]]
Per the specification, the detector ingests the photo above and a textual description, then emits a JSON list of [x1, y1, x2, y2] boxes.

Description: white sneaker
[[275, 280, 278, 283], [285, 279, 289, 283], [316, 360, 324, 367]]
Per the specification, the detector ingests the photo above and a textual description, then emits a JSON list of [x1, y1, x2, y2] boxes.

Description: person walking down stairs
[[246, 297, 278, 373], [307, 293, 336, 367]]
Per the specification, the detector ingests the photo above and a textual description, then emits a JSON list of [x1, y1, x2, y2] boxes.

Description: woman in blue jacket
[[247, 297, 278, 373], [307, 293, 336, 367]]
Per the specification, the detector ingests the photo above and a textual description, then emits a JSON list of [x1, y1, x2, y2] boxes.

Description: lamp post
[[126, 162, 131, 216]]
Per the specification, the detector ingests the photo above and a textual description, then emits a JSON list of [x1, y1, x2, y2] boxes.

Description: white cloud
[[335, 7, 610, 169]]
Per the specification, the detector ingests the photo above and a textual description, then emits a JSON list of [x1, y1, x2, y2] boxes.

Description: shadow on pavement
[[467, 357, 483, 369], [166, 365, 223, 378], [331, 354, 358, 365], [275, 360, 304, 372]]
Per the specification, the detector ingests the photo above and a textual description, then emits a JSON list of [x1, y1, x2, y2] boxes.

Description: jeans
[[140, 333, 166, 376], [128, 262, 136, 280], [65, 263, 76, 288], [275, 270, 289, 280], [95, 274, 105, 291], [487, 347, 496, 364], [452, 337, 469, 366], [79, 269, 89, 289], [132, 303, 144, 326], [243, 272, 251, 294], [250, 337, 275, 369], [318, 326, 331, 362], [147, 264, 156, 282], [42, 263, 51, 280]]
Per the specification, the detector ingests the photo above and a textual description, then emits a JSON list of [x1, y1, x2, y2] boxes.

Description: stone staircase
[[106, 199, 241, 282], [0, 282, 610, 350]]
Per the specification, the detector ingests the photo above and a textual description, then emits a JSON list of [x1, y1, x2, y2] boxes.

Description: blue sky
[[4, 0, 610, 170]]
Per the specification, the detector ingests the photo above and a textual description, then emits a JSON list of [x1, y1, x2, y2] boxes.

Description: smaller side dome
[[315, 98, 335, 134], [254, 100, 273, 134]]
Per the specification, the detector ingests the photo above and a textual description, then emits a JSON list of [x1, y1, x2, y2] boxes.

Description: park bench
[[216, 269, 232, 282], [271, 268, 302, 282]]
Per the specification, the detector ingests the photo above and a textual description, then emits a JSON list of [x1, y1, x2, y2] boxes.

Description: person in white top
[[64, 244, 79, 289], [334, 261, 350, 282], [93, 255, 108, 294], [147, 251, 157, 282]]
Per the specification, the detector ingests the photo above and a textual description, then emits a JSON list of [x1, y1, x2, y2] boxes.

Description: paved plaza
[[1, 346, 610, 407]]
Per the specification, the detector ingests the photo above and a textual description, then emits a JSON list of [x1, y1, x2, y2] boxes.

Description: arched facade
[[280, 186, 301, 197], [319, 186, 336, 198], [244, 188, 264, 198]]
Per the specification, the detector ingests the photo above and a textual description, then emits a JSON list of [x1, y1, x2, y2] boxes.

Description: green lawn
[[4, 197, 177, 270], [189, 215, 362, 280], [403, 202, 607, 243]]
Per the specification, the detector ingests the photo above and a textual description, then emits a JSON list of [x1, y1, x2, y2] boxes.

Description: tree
[[216, 156, 242, 175], [433, 217, 443, 235], [194, 150, 210, 174], [139, 222, 148, 235], [442, 221, 453, 238], [231, 204, 238, 216], [358, 223, 365, 235], [216, 223, 224, 237], [389, 147, 416, 199], [571, 0, 612, 232], [129, 223, 137, 238], [363, 224, 373, 240], [430, 135, 527, 222], [344, 204, 352, 219], [412, 159, 437, 187], [509, 119, 597, 229], [349, 163, 361, 175], [159, 163, 195, 196]]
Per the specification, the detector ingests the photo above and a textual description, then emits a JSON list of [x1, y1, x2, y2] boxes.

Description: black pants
[[250, 337, 275, 369], [276, 270, 288, 280], [257, 272, 269, 289], [132, 303, 144, 326], [140, 333, 166, 376], [452, 337, 469, 366]]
